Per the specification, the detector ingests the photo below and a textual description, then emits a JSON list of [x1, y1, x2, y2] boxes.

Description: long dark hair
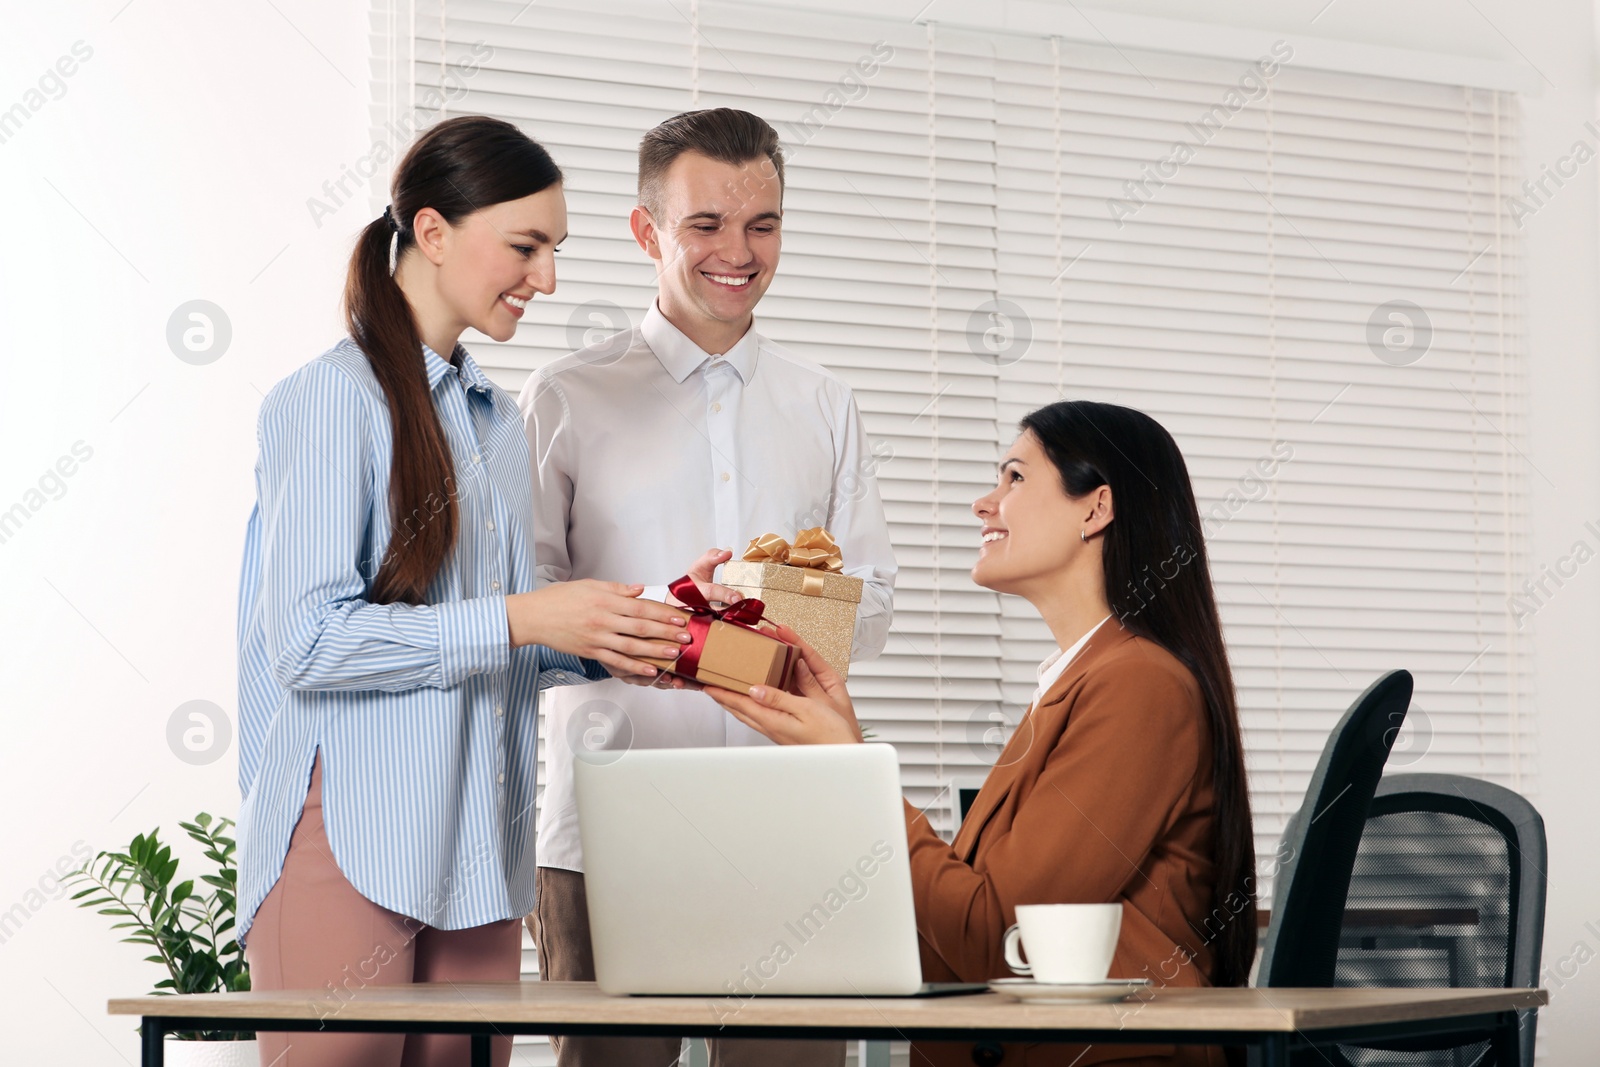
[[345, 115, 562, 604], [1019, 400, 1257, 988]]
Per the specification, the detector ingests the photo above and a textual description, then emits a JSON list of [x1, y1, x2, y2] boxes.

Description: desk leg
[[1257, 1034, 1288, 1067], [141, 1017, 164, 1067], [1491, 1010, 1519, 1067], [471, 1031, 492, 1067]]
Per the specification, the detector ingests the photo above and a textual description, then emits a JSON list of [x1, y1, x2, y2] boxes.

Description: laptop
[[573, 743, 985, 998]]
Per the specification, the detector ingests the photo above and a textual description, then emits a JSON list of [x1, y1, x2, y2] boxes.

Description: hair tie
[[384, 206, 400, 276]]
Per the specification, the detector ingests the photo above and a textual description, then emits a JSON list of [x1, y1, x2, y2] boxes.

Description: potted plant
[[68, 813, 256, 1066]]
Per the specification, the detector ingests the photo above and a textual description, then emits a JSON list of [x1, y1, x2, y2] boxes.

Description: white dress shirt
[[1031, 616, 1112, 708], [518, 302, 898, 873]]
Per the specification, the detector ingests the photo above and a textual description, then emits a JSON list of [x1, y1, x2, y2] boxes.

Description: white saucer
[[987, 978, 1152, 1004]]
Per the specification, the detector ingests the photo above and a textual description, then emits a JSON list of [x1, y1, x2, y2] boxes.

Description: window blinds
[[373, 0, 1532, 906], [988, 36, 1531, 882]]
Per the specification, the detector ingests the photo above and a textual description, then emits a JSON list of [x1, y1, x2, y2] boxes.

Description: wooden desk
[[110, 982, 1543, 1066]]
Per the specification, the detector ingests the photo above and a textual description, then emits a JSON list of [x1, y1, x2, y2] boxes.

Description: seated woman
[[707, 400, 1255, 1067]]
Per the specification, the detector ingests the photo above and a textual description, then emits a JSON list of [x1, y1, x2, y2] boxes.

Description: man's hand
[[672, 547, 745, 607]]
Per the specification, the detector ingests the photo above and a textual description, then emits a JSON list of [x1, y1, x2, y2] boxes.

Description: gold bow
[[741, 527, 844, 573]]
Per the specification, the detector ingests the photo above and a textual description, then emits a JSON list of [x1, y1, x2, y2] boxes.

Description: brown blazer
[[902, 622, 1229, 1067]]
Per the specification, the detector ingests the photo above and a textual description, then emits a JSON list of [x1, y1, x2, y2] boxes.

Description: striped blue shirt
[[235, 338, 603, 945]]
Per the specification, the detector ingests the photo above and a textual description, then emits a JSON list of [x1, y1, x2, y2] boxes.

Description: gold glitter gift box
[[722, 528, 862, 680]]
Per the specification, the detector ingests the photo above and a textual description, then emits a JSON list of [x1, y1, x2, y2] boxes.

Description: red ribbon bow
[[666, 575, 768, 679]]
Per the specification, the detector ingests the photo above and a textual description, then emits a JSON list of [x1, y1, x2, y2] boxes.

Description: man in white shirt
[[518, 108, 896, 1067]]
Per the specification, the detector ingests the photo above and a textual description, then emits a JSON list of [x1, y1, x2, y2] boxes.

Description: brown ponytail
[[342, 115, 562, 604]]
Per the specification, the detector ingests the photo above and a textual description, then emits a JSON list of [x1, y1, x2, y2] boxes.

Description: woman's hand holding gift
[[704, 624, 863, 745], [506, 581, 691, 681]]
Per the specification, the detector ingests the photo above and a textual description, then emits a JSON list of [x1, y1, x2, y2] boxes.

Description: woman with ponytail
[[235, 116, 699, 1067], [708, 401, 1256, 1067]]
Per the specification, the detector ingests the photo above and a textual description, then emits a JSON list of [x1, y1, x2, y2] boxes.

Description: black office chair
[[1257, 669, 1415, 988], [1327, 773, 1548, 1067]]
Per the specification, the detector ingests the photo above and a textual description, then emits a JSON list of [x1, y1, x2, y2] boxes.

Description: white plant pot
[[162, 1038, 258, 1067]]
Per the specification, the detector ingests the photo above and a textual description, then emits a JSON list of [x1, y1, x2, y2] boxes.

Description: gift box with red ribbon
[[638, 575, 797, 692]]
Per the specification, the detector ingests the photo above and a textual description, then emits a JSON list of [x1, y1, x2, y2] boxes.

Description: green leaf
[[76, 810, 248, 1000], [178, 951, 222, 995]]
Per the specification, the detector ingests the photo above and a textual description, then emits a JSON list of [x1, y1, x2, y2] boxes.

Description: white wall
[[1485, 1, 1600, 1061], [1, 0, 1595, 1062], [0, 1, 370, 1059]]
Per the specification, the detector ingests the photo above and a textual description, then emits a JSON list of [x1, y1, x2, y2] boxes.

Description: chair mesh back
[[1332, 808, 1514, 1067]]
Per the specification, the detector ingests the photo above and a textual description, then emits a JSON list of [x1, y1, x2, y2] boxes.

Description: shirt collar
[[1033, 615, 1112, 705], [641, 301, 759, 385], [421, 342, 494, 395]]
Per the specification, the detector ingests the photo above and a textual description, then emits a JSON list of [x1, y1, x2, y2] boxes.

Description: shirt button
[[486, 519, 496, 532], [491, 579, 501, 591], [498, 772, 505, 784], [496, 705, 505, 717], [720, 472, 731, 482], [710, 402, 722, 414], [473, 453, 482, 464]]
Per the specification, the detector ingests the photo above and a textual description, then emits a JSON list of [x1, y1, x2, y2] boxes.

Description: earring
[[1080, 529, 1088, 542]]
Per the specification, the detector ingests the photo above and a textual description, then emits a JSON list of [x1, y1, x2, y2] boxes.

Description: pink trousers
[[244, 754, 522, 1067]]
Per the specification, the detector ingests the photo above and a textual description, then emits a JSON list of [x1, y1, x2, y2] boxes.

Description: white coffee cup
[[1002, 903, 1123, 984]]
